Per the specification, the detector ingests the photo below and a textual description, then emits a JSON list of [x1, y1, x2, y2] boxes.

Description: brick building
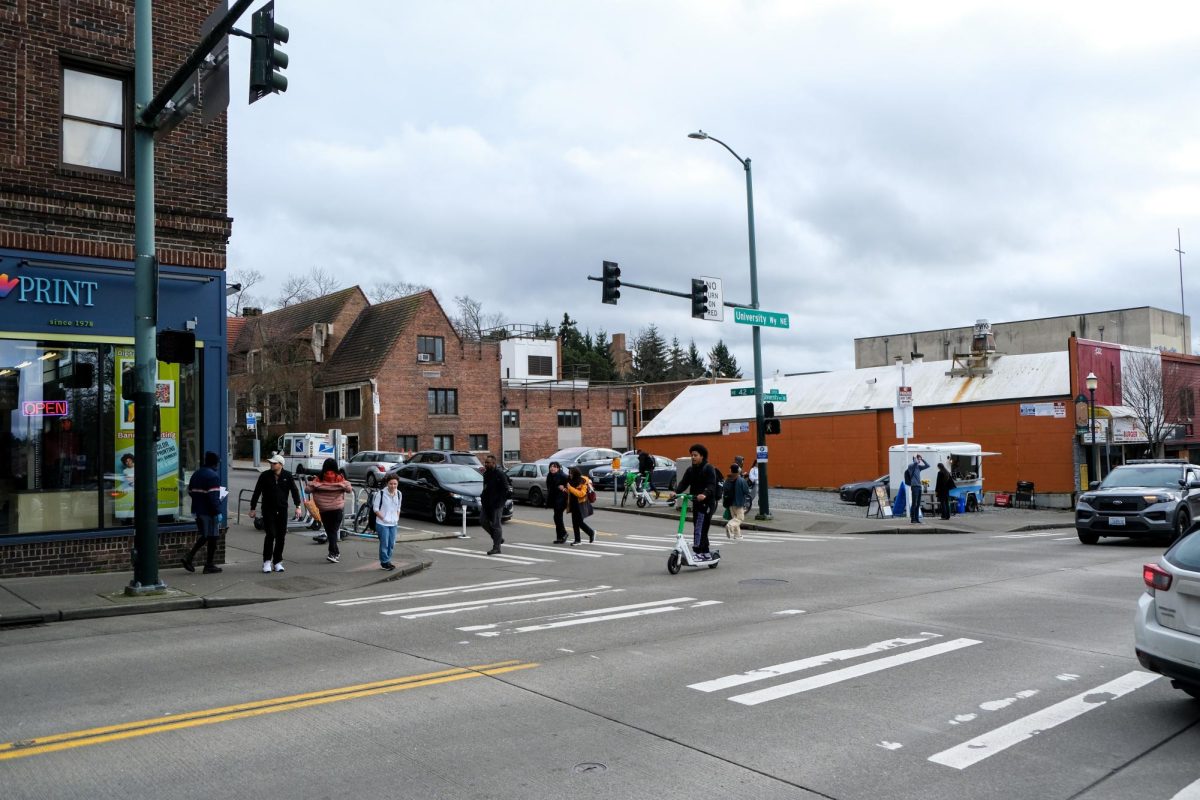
[[0, 1, 230, 576]]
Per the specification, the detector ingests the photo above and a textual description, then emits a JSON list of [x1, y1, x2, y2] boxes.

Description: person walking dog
[[249, 453, 302, 573]]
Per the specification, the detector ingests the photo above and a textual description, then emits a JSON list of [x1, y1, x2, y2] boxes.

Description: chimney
[[972, 319, 996, 354], [242, 307, 262, 317]]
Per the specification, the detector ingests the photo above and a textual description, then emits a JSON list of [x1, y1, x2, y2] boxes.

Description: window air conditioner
[[417, 353, 432, 362]]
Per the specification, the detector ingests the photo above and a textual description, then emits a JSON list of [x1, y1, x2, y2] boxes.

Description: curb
[[0, 560, 433, 627]]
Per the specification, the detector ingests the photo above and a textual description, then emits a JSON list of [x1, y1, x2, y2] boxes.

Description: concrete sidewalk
[[0, 521, 448, 628]]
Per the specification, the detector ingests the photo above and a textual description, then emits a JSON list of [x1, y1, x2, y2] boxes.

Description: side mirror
[[1187, 480, 1200, 490], [1088, 481, 1100, 490]]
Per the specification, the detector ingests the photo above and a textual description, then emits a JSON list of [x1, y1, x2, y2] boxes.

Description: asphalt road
[[2, 501, 1197, 800]]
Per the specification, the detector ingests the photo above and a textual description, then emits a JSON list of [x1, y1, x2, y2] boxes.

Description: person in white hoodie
[[373, 474, 403, 570]]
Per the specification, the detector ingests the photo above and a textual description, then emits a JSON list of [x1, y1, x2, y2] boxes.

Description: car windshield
[[449, 454, 482, 466], [438, 466, 483, 484], [1099, 466, 1183, 489], [383, 453, 404, 462]]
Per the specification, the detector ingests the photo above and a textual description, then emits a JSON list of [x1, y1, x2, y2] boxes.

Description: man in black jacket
[[546, 460, 569, 543], [481, 455, 511, 555], [250, 454, 302, 573], [636, 449, 655, 492], [679, 443, 721, 559]]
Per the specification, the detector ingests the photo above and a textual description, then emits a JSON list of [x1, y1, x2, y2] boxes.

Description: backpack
[[365, 489, 379, 532], [722, 477, 737, 508]]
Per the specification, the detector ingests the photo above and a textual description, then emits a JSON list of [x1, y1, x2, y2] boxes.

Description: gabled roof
[[233, 287, 366, 353], [314, 292, 427, 386], [638, 351, 1069, 437], [226, 317, 247, 351]]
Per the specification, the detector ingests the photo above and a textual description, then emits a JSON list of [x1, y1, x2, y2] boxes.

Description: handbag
[[585, 483, 597, 504], [303, 498, 322, 523], [581, 501, 594, 518], [722, 507, 732, 521]]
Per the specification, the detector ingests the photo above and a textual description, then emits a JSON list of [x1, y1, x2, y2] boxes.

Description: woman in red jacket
[[308, 458, 353, 563]]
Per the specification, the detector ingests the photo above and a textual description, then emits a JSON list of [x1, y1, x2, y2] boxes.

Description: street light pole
[[1086, 372, 1099, 484], [689, 130, 770, 519]]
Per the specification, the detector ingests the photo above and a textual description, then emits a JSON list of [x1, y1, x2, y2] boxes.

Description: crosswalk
[[688, 630, 1162, 770]]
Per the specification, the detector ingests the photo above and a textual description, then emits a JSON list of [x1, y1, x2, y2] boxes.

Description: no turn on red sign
[[897, 386, 913, 406]]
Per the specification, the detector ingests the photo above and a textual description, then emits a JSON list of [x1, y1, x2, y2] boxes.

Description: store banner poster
[[114, 347, 180, 518]]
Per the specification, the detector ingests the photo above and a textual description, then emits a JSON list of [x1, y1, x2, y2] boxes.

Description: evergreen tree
[[592, 330, 617, 381], [632, 324, 670, 382], [708, 339, 742, 379], [667, 337, 688, 380], [686, 339, 706, 378]]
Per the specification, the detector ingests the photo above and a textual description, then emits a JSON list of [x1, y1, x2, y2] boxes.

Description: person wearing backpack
[[678, 443, 721, 560], [722, 463, 750, 541], [373, 473, 402, 570]]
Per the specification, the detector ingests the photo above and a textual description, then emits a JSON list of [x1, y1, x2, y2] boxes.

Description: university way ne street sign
[[733, 307, 790, 329]]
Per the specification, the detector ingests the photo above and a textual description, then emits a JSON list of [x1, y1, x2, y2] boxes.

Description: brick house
[[0, 0, 230, 576]]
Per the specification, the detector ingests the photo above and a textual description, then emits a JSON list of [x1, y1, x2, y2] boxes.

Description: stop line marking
[[327, 577, 558, 607], [927, 670, 1161, 769], [458, 596, 722, 637]]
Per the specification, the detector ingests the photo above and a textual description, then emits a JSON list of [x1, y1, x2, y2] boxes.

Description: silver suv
[[1075, 460, 1200, 545]]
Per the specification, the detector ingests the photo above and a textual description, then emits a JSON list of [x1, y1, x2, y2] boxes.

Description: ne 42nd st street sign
[[734, 307, 790, 329]]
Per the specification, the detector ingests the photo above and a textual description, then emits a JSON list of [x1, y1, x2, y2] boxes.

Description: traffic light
[[602, 261, 621, 305], [764, 402, 775, 419], [763, 419, 781, 435], [157, 330, 196, 364], [691, 279, 708, 319], [249, 1, 289, 103]]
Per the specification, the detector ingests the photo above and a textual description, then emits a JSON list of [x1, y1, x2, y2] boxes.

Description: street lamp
[[1086, 372, 1098, 484], [689, 129, 770, 519]]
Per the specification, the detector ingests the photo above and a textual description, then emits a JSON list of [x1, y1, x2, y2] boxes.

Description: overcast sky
[[226, 0, 1200, 377]]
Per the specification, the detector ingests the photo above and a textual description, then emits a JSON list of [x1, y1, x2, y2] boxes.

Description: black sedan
[[839, 475, 889, 506], [390, 463, 513, 525], [590, 452, 678, 491]]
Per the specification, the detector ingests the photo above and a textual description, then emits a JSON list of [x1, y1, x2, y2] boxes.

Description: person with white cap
[[250, 454, 302, 572]]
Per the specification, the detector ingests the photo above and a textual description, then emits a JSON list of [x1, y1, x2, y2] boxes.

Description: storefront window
[[0, 338, 200, 536]]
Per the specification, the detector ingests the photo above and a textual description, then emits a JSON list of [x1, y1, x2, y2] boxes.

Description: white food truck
[[888, 442, 998, 513]]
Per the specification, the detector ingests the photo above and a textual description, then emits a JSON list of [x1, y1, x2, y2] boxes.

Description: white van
[[276, 431, 348, 475], [888, 442, 999, 513]]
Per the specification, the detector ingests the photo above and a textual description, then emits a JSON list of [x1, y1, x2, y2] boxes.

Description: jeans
[[483, 507, 504, 549], [261, 508, 288, 564], [693, 505, 714, 553], [321, 508, 344, 555], [377, 522, 397, 565], [909, 486, 922, 522]]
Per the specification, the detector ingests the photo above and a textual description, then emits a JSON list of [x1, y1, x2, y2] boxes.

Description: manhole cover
[[738, 578, 789, 587], [573, 763, 608, 774]]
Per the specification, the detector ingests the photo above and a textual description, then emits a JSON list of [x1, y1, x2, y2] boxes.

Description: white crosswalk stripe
[[424, 546, 551, 565], [327, 577, 557, 607], [992, 531, 1074, 539], [380, 585, 622, 618], [504, 542, 621, 558], [927, 670, 1161, 770], [458, 596, 722, 637], [588, 540, 672, 552]]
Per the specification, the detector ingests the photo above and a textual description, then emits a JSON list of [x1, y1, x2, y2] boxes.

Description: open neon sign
[[22, 400, 69, 417]]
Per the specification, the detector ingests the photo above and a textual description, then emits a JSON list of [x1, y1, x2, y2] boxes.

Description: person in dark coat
[[678, 443, 721, 558], [250, 453, 302, 572], [480, 454, 510, 555], [182, 451, 224, 574], [636, 449, 655, 492], [935, 463, 957, 520], [546, 460, 569, 543]]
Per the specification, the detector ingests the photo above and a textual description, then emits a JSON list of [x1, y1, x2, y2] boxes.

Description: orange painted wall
[[637, 399, 1075, 493]]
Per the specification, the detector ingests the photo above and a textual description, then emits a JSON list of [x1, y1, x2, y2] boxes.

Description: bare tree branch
[[310, 267, 339, 297], [452, 295, 506, 340], [1121, 350, 1171, 456], [226, 268, 265, 315], [276, 275, 313, 308], [369, 280, 427, 303]]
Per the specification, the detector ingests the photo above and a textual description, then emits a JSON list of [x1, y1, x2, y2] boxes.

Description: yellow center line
[[0, 661, 537, 761]]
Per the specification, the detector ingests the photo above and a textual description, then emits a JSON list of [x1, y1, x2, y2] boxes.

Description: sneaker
[[486, 548, 501, 555], [263, 560, 272, 573], [203, 565, 222, 574], [326, 553, 339, 563], [181, 557, 195, 573], [273, 562, 285, 572], [315, 534, 327, 544], [381, 562, 395, 571]]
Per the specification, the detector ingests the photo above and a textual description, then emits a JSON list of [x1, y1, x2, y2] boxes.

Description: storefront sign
[[722, 421, 750, 435], [1020, 402, 1067, 418], [0, 273, 98, 306], [22, 400, 69, 416]]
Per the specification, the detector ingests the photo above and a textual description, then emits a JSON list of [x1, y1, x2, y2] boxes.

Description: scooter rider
[[678, 443, 721, 560], [636, 449, 655, 492]]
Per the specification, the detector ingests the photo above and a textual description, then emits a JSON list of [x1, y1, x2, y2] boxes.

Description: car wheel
[[1077, 530, 1099, 545], [1174, 508, 1192, 542], [667, 552, 681, 574], [854, 489, 870, 506], [966, 495, 978, 512], [433, 500, 449, 524], [528, 486, 544, 507], [366, 473, 378, 488]]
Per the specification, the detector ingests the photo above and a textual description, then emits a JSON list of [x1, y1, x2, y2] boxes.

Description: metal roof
[[638, 351, 1069, 437]]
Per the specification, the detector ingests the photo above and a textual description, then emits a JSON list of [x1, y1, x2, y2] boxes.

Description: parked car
[[405, 450, 485, 473], [537, 446, 622, 478], [1134, 530, 1200, 701], [589, 452, 678, 491], [507, 461, 551, 506], [839, 475, 890, 506], [1075, 460, 1200, 544], [344, 450, 406, 486], [390, 463, 512, 525]]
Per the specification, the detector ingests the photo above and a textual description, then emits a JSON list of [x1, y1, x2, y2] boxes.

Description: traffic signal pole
[[127, 0, 258, 595]]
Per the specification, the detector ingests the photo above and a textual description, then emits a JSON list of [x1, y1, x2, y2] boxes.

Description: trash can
[[957, 496, 966, 514]]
